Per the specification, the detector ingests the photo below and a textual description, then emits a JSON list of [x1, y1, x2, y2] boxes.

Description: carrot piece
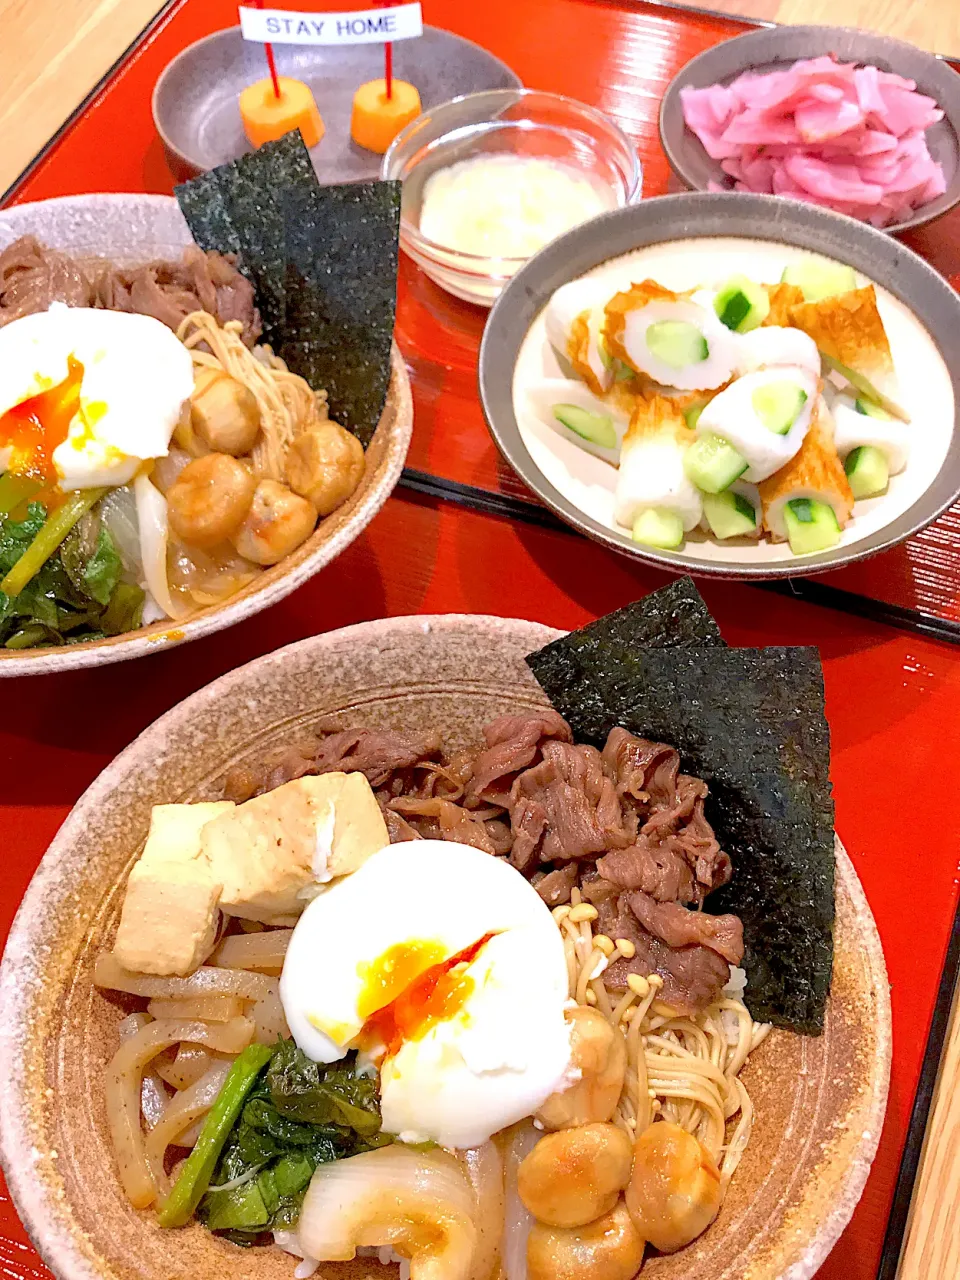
[[239, 76, 325, 150], [350, 78, 422, 154]]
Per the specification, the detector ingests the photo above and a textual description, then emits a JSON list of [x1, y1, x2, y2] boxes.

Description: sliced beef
[[465, 710, 572, 805], [96, 248, 261, 346], [598, 896, 732, 1013], [221, 742, 316, 801], [579, 870, 619, 908], [601, 729, 683, 807], [508, 740, 632, 872], [597, 843, 698, 904], [381, 805, 423, 843], [532, 863, 580, 907], [0, 235, 95, 323], [626, 892, 744, 965], [313, 727, 442, 789], [386, 795, 500, 854]]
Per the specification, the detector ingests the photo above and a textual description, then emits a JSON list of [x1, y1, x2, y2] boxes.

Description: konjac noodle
[[94, 711, 772, 1277]]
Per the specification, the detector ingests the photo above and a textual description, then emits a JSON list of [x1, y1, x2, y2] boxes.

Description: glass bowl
[[381, 88, 642, 306]]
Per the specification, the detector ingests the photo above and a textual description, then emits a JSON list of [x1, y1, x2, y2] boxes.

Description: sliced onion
[[134, 472, 178, 619], [501, 1123, 540, 1280], [299, 1147, 477, 1280], [151, 447, 192, 496], [144, 1060, 234, 1197], [213, 929, 293, 973], [98, 484, 142, 581], [105, 1015, 253, 1208], [147, 994, 245, 1023], [252, 980, 290, 1044], [96, 953, 271, 1000], [458, 1143, 505, 1280], [118, 1013, 169, 1126], [155, 1044, 211, 1091]]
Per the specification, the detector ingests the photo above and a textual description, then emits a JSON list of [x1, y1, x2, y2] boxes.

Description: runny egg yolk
[[357, 933, 497, 1060], [0, 355, 85, 493]]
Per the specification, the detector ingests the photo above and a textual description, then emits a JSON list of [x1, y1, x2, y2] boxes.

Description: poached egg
[[280, 840, 572, 1149], [0, 304, 194, 489]]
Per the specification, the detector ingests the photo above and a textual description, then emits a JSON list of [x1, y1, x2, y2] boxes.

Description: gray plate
[[153, 25, 521, 183], [659, 25, 960, 234], [478, 192, 960, 581]]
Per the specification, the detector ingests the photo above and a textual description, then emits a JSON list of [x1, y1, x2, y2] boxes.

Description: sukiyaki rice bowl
[[0, 192, 411, 675], [0, 611, 890, 1280]]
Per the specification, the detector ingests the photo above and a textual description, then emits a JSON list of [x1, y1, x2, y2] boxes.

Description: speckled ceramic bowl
[[0, 615, 890, 1280], [152, 25, 521, 185], [0, 193, 412, 676]]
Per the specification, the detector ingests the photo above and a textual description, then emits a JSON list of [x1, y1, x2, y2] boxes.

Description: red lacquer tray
[[8, 0, 960, 642], [2, 6, 960, 1280]]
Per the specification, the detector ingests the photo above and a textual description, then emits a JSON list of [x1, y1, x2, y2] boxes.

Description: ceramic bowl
[[152, 25, 521, 185], [659, 25, 960, 234], [479, 191, 960, 579], [0, 614, 890, 1280], [0, 193, 412, 675]]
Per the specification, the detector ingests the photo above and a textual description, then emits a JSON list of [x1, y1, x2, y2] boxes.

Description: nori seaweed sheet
[[175, 134, 318, 350], [527, 579, 724, 743], [175, 169, 241, 258], [527, 588, 835, 1035], [279, 181, 400, 446], [220, 134, 317, 348], [174, 144, 400, 446]]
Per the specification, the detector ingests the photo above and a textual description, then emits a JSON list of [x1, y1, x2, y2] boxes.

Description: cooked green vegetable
[[0, 488, 107, 600], [158, 1043, 277, 1228], [267, 1037, 382, 1134], [0, 501, 141, 648], [190, 1041, 389, 1242]]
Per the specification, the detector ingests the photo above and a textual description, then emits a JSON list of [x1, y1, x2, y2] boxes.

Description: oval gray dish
[[659, 25, 960, 234], [478, 192, 960, 580], [153, 25, 521, 184]]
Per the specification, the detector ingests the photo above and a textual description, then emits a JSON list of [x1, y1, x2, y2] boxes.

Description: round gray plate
[[478, 191, 960, 580], [153, 25, 521, 183], [659, 25, 960, 234]]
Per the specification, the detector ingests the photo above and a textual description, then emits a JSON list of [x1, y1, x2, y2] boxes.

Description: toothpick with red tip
[[253, 0, 282, 98], [239, 0, 325, 149], [350, 0, 422, 152]]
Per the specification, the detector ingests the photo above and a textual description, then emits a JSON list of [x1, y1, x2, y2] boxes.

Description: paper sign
[[239, 3, 423, 45]]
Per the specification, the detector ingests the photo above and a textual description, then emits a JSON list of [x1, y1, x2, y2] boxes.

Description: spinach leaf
[[197, 1041, 388, 1243], [62, 524, 122, 606], [268, 1038, 382, 1134], [0, 504, 141, 648]]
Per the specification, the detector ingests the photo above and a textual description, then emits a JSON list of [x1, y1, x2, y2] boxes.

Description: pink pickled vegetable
[[679, 54, 946, 226]]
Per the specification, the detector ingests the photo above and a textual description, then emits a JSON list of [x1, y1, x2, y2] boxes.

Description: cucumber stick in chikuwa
[[844, 445, 889, 498], [526, 579, 835, 1034], [701, 489, 758, 539], [757, 411, 852, 550]]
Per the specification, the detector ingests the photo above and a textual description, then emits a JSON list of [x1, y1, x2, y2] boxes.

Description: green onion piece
[[156, 1042, 276, 1229], [0, 473, 42, 518], [0, 488, 107, 600]]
